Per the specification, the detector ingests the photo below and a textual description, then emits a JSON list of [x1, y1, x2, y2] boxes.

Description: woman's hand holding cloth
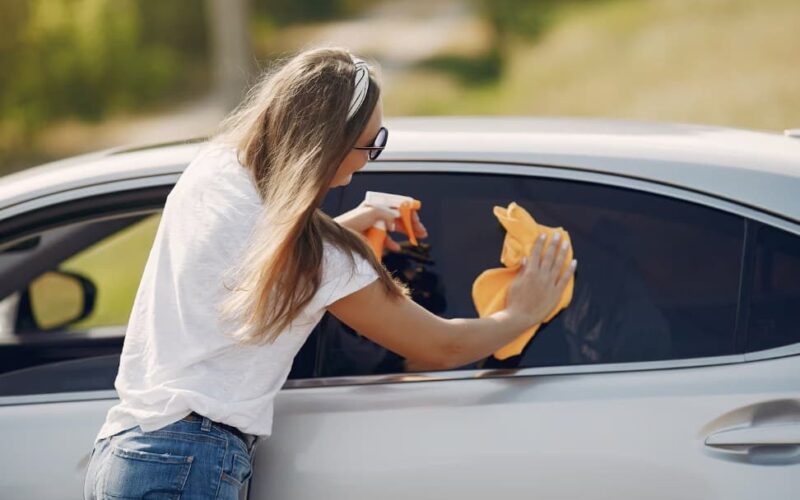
[[472, 202, 576, 360]]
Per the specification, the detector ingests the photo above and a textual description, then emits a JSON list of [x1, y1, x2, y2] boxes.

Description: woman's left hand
[[334, 201, 428, 252]]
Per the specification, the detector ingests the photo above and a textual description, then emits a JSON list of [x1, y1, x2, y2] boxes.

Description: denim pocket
[[220, 452, 252, 487], [103, 445, 193, 499]]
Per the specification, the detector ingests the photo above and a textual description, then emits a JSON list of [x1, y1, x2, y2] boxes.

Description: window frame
[[302, 160, 800, 387], [1, 160, 799, 407]]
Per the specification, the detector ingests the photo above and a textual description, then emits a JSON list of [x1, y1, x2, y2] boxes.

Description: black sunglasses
[[353, 126, 388, 161]]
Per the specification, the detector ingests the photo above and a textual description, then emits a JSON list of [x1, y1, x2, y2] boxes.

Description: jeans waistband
[[180, 412, 257, 450]]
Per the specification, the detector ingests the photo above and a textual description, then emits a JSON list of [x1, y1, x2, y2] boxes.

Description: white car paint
[[0, 118, 798, 499]]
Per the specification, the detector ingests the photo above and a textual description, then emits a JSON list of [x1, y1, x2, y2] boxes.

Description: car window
[[746, 224, 800, 352], [0, 186, 342, 396], [0, 213, 162, 396], [29, 212, 162, 333], [315, 172, 745, 376]]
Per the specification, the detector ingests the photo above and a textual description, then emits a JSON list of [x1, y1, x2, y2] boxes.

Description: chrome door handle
[[705, 423, 800, 449]]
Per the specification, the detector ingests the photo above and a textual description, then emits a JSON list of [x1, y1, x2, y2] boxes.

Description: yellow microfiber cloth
[[472, 202, 575, 360]]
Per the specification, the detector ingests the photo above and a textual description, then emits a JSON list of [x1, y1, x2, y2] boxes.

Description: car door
[[0, 185, 170, 498], [250, 163, 799, 499], [0, 177, 343, 499]]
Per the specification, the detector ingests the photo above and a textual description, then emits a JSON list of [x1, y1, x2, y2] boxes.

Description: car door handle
[[705, 423, 800, 449]]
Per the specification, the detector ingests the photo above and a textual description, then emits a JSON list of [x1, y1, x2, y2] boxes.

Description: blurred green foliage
[[416, 49, 503, 87], [3, 0, 794, 175], [0, 0, 209, 142], [476, 0, 559, 41], [418, 0, 598, 86], [0, 0, 383, 167], [252, 0, 377, 26], [475, 0, 596, 42]]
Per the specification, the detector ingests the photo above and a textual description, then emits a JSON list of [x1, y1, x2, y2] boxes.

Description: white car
[[0, 118, 798, 499]]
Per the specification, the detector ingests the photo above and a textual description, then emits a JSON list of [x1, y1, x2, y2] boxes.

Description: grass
[[384, 0, 800, 132]]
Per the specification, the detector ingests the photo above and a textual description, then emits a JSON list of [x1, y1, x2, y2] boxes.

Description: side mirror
[[25, 270, 97, 331]]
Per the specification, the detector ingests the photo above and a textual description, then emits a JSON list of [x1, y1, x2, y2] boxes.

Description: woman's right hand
[[505, 232, 577, 328]]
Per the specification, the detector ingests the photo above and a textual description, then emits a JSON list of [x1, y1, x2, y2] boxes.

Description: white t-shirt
[[96, 144, 379, 441]]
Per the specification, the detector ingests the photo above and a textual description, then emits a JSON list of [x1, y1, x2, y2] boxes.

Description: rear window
[[747, 224, 800, 352]]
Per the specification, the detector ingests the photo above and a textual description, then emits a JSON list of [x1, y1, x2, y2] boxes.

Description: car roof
[[1, 117, 799, 222]]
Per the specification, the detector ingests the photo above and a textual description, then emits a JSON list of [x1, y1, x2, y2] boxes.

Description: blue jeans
[[84, 415, 259, 499]]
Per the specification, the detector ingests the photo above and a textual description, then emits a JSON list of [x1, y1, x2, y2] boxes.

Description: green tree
[[0, 0, 209, 162]]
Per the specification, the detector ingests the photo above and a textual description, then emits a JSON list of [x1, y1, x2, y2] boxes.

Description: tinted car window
[[315, 172, 745, 376], [746, 224, 800, 352]]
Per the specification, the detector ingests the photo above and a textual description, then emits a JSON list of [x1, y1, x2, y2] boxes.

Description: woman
[[84, 46, 576, 499]]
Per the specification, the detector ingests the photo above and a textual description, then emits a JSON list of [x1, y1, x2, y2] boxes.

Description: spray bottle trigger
[[399, 201, 421, 246]]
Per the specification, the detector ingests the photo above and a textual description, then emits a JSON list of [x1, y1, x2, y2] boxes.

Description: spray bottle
[[363, 191, 422, 258]]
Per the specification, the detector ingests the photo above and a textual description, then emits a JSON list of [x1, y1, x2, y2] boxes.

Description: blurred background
[[1, 0, 798, 175]]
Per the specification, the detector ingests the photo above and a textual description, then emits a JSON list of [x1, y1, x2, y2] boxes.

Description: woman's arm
[[327, 233, 576, 370]]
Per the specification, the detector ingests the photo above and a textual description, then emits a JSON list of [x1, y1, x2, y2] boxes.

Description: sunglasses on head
[[353, 126, 388, 161]]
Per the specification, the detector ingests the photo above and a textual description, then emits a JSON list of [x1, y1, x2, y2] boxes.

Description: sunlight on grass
[[386, 0, 800, 131]]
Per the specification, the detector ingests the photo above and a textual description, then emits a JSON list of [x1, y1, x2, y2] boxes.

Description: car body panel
[[253, 353, 800, 499], [1, 118, 799, 221], [2, 352, 797, 499], [0, 117, 798, 498]]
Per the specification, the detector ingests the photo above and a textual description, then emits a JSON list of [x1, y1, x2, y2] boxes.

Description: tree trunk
[[206, 0, 254, 110]]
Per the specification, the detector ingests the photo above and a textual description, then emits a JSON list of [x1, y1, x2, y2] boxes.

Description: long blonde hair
[[214, 47, 408, 345]]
